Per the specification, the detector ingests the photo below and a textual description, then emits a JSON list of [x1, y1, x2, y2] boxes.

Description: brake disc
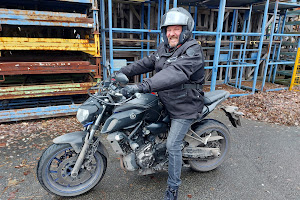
[[56, 157, 91, 186]]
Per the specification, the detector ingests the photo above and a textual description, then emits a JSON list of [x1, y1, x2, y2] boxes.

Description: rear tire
[[186, 119, 231, 172], [37, 143, 107, 197]]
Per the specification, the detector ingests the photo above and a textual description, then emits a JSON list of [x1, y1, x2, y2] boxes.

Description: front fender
[[53, 131, 109, 158]]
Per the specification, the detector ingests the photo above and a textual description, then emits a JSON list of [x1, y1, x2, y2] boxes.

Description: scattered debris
[[204, 82, 300, 127], [7, 179, 19, 187], [224, 90, 300, 126]]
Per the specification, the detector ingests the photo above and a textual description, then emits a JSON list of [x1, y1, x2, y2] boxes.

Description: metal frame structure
[[0, 0, 101, 122], [260, 0, 300, 91], [101, 0, 161, 77], [100, 0, 300, 98], [2, 0, 300, 122]]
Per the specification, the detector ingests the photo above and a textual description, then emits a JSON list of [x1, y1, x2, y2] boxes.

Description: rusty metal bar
[[0, 8, 93, 28], [0, 61, 97, 75], [0, 82, 94, 100], [0, 75, 5, 82], [0, 61, 90, 67], [95, 58, 101, 78]]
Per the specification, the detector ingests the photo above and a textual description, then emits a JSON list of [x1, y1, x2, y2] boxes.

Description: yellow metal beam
[[1, 44, 95, 51], [0, 37, 98, 56], [289, 47, 300, 91], [94, 34, 101, 57], [0, 37, 91, 43]]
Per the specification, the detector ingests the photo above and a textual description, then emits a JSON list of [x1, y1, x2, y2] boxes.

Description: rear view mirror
[[115, 73, 129, 85]]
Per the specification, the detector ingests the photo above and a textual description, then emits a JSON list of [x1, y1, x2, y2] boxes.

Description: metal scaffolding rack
[[0, 0, 101, 122], [1, 0, 300, 122], [100, 0, 300, 97]]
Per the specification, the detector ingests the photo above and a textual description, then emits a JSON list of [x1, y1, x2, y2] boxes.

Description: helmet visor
[[161, 11, 189, 28]]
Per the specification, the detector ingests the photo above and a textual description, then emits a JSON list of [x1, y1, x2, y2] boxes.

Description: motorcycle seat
[[203, 90, 229, 105]]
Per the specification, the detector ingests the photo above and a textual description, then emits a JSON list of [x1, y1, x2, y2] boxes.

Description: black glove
[[121, 85, 142, 97]]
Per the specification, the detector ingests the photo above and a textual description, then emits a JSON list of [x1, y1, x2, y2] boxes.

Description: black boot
[[164, 186, 178, 200]]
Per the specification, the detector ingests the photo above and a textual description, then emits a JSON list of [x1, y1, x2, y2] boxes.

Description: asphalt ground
[[0, 110, 299, 200]]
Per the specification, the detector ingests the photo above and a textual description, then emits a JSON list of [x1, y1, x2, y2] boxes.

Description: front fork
[[71, 105, 106, 178]]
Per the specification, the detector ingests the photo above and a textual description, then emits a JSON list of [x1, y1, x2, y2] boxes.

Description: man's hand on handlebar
[[120, 85, 142, 98]]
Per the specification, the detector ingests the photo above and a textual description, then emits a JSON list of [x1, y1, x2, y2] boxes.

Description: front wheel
[[185, 119, 231, 172], [37, 143, 107, 197]]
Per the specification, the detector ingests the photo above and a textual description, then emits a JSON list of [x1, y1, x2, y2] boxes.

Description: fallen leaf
[[23, 171, 31, 176], [21, 159, 27, 165], [8, 189, 19, 200], [0, 143, 6, 148], [7, 179, 19, 187]]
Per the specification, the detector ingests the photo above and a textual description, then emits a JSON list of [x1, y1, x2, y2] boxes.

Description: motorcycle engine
[[136, 143, 155, 168]]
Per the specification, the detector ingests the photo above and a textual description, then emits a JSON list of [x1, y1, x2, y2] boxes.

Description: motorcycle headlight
[[76, 104, 100, 124], [76, 97, 103, 124], [76, 108, 90, 123]]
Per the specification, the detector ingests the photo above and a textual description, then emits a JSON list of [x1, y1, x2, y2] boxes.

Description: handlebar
[[87, 77, 135, 106]]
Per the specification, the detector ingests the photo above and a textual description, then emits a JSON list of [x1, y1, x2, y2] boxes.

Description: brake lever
[[114, 92, 123, 97]]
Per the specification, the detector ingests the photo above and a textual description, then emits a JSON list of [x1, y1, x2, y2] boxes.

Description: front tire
[[37, 144, 107, 197], [186, 119, 231, 172]]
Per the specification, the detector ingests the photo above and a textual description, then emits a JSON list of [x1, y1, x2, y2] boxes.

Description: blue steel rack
[[100, 0, 300, 97], [260, 0, 300, 91]]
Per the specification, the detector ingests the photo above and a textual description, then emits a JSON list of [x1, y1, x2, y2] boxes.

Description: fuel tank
[[101, 94, 164, 134]]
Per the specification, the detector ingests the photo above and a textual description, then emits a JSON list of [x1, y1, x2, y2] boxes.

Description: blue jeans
[[166, 118, 194, 189]]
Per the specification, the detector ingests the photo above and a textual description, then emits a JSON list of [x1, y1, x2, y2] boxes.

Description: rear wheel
[[185, 119, 231, 172], [37, 143, 107, 196]]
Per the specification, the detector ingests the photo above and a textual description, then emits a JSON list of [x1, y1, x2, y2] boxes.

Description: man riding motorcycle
[[119, 7, 205, 200]]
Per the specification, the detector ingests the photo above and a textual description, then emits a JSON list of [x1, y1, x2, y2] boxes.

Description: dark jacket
[[119, 38, 205, 119]]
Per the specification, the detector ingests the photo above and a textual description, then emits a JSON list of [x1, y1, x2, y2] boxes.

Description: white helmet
[[160, 7, 194, 46]]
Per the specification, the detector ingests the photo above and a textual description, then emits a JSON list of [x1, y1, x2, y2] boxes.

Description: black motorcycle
[[36, 69, 243, 197]]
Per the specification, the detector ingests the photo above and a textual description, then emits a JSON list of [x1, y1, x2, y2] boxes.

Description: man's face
[[166, 25, 182, 47]]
